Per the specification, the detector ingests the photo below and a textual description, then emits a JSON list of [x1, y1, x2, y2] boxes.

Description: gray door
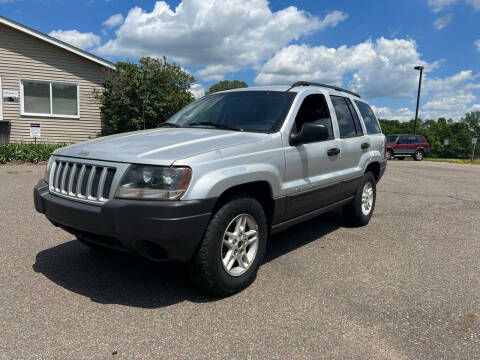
[[329, 95, 370, 197], [284, 94, 343, 218]]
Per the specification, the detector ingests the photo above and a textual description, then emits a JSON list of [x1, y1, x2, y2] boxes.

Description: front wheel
[[343, 173, 376, 227], [190, 195, 267, 296]]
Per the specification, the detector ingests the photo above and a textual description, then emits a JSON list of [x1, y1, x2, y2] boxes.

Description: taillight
[[384, 137, 388, 159]]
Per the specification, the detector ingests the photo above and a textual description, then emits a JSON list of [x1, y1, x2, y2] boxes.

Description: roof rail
[[286, 81, 361, 98]]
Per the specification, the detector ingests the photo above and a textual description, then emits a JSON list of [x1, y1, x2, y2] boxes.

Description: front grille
[[49, 160, 117, 204]]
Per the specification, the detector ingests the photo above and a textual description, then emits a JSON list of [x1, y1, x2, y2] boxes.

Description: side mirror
[[290, 122, 329, 146]]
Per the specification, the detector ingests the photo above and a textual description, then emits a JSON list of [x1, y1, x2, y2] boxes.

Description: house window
[[21, 80, 79, 117]]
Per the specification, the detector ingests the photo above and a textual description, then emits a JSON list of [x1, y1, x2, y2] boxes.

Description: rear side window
[[346, 99, 363, 135], [416, 136, 424, 143], [355, 101, 381, 134], [397, 136, 409, 144], [331, 96, 362, 138]]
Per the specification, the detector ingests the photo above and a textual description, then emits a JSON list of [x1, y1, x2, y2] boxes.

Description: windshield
[[386, 135, 398, 143], [165, 91, 296, 133]]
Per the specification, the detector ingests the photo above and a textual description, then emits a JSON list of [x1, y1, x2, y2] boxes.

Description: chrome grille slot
[[49, 159, 117, 204]]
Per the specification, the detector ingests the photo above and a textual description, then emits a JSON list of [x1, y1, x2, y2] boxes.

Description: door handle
[[327, 148, 340, 156], [361, 142, 370, 149]]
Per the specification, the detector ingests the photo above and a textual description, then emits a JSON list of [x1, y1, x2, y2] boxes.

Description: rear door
[[328, 95, 370, 197], [283, 92, 343, 218], [353, 99, 385, 161], [407, 135, 419, 153]]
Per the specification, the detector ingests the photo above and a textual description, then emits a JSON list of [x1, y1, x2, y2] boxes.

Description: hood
[[54, 128, 266, 166]]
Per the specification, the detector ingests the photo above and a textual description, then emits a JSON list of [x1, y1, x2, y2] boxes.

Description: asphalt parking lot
[[1, 161, 479, 359]]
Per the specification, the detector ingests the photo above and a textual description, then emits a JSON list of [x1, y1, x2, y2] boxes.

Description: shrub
[[0, 143, 66, 164]]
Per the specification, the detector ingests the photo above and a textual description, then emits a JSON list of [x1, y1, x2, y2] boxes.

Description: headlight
[[44, 156, 54, 183], [116, 165, 192, 200]]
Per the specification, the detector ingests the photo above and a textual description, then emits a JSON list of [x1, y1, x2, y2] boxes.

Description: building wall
[[0, 23, 106, 144]]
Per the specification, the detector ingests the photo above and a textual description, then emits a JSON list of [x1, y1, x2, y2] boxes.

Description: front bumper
[[34, 180, 215, 262]]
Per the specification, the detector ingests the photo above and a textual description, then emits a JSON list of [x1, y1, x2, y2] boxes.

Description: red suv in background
[[386, 134, 430, 161]]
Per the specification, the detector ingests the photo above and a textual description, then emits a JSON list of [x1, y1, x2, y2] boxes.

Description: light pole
[[413, 66, 424, 135]]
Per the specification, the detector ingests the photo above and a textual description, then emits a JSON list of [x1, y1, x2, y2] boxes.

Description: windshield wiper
[[188, 121, 243, 132], [158, 122, 182, 128]]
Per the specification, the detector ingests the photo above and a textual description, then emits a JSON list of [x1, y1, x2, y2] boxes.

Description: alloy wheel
[[221, 214, 259, 276], [361, 182, 374, 216]]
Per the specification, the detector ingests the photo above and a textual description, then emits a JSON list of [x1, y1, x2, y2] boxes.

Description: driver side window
[[294, 94, 333, 140]]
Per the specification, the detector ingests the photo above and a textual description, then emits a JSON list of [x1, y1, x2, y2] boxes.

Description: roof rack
[[286, 81, 361, 98]]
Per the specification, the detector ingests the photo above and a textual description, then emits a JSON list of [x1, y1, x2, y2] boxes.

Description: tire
[[343, 172, 376, 227], [386, 149, 393, 160], [396, 156, 405, 160], [414, 149, 424, 161], [190, 195, 268, 296]]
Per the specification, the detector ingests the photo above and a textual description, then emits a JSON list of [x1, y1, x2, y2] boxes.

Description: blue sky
[[1, 0, 479, 120]]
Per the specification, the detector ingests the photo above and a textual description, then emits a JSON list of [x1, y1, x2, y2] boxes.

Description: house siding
[[0, 23, 106, 144]]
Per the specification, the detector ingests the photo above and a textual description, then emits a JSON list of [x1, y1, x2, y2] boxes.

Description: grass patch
[[424, 158, 480, 165], [0, 143, 66, 164]]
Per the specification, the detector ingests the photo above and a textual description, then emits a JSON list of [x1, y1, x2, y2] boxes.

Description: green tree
[[206, 80, 248, 95], [461, 111, 480, 135], [96, 56, 195, 135]]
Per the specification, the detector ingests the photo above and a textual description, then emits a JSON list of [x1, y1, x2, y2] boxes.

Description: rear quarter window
[[355, 101, 382, 134]]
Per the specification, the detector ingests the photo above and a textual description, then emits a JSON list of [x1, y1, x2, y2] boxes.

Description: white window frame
[[0, 77, 3, 121], [20, 79, 80, 119]]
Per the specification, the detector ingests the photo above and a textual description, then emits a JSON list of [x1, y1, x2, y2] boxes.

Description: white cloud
[[49, 29, 101, 50], [466, 0, 480, 10], [469, 104, 480, 111], [428, 0, 480, 11], [102, 13, 124, 28], [433, 13, 453, 29], [189, 83, 205, 99], [196, 65, 236, 81], [421, 91, 477, 119], [427, 0, 459, 12], [371, 105, 415, 121], [423, 70, 477, 93], [420, 70, 480, 119], [255, 37, 434, 98], [96, 0, 347, 80], [372, 69, 479, 121], [475, 39, 480, 52]]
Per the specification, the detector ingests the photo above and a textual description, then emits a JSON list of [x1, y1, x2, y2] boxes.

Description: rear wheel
[[343, 172, 376, 227], [414, 149, 424, 161], [396, 156, 405, 160], [190, 195, 267, 296]]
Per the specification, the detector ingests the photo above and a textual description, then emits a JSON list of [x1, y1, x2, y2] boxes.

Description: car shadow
[[32, 209, 343, 308]]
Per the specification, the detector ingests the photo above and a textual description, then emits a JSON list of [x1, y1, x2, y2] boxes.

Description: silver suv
[[34, 81, 387, 295]]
